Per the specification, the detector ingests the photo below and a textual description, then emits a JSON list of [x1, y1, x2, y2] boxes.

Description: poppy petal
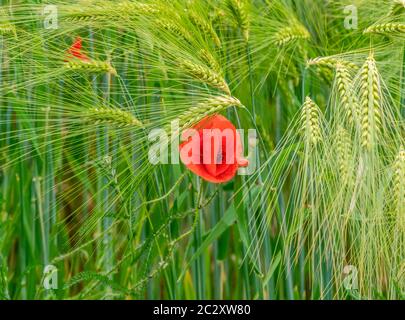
[[179, 114, 248, 183], [66, 37, 90, 62]]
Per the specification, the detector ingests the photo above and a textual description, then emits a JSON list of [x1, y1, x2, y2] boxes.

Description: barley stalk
[[274, 26, 310, 47], [64, 59, 117, 75], [335, 63, 360, 124], [83, 107, 143, 128], [364, 23, 405, 35], [359, 55, 382, 150], [300, 97, 321, 146], [180, 59, 230, 94]]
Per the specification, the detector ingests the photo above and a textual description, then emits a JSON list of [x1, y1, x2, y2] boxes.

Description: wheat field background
[[0, 0, 404, 300]]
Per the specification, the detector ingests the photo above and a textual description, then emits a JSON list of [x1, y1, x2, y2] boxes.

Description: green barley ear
[[61, 4, 108, 23], [307, 56, 358, 84], [179, 59, 230, 94], [393, 147, 405, 229], [188, 12, 221, 47], [307, 57, 358, 71], [116, 1, 159, 14], [179, 95, 242, 129], [364, 23, 405, 35], [64, 59, 117, 76], [199, 49, 221, 74], [300, 97, 321, 146], [273, 25, 310, 47], [359, 54, 382, 151], [226, 0, 250, 41], [157, 20, 193, 44], [83, 107, 143, 128], [0, 24, 16, 37], [0, 9, 16, 37], [62, 1, 158, 23], [335, 63, 360, 125], [336, 126, 353, 182]]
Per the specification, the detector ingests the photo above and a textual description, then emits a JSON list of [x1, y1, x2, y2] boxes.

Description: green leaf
[[178, 204, 237, 281], [263, 251, 281, 286], [217, 227, 230, 261]]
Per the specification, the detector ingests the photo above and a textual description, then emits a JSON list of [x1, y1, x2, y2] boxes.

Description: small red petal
[[71, 37, 82, 50], [66, 37, 90, 62]]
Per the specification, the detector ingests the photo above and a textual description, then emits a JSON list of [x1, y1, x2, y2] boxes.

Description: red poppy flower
[[179, 115, 249, 183], [65, 37, 90, 62]]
